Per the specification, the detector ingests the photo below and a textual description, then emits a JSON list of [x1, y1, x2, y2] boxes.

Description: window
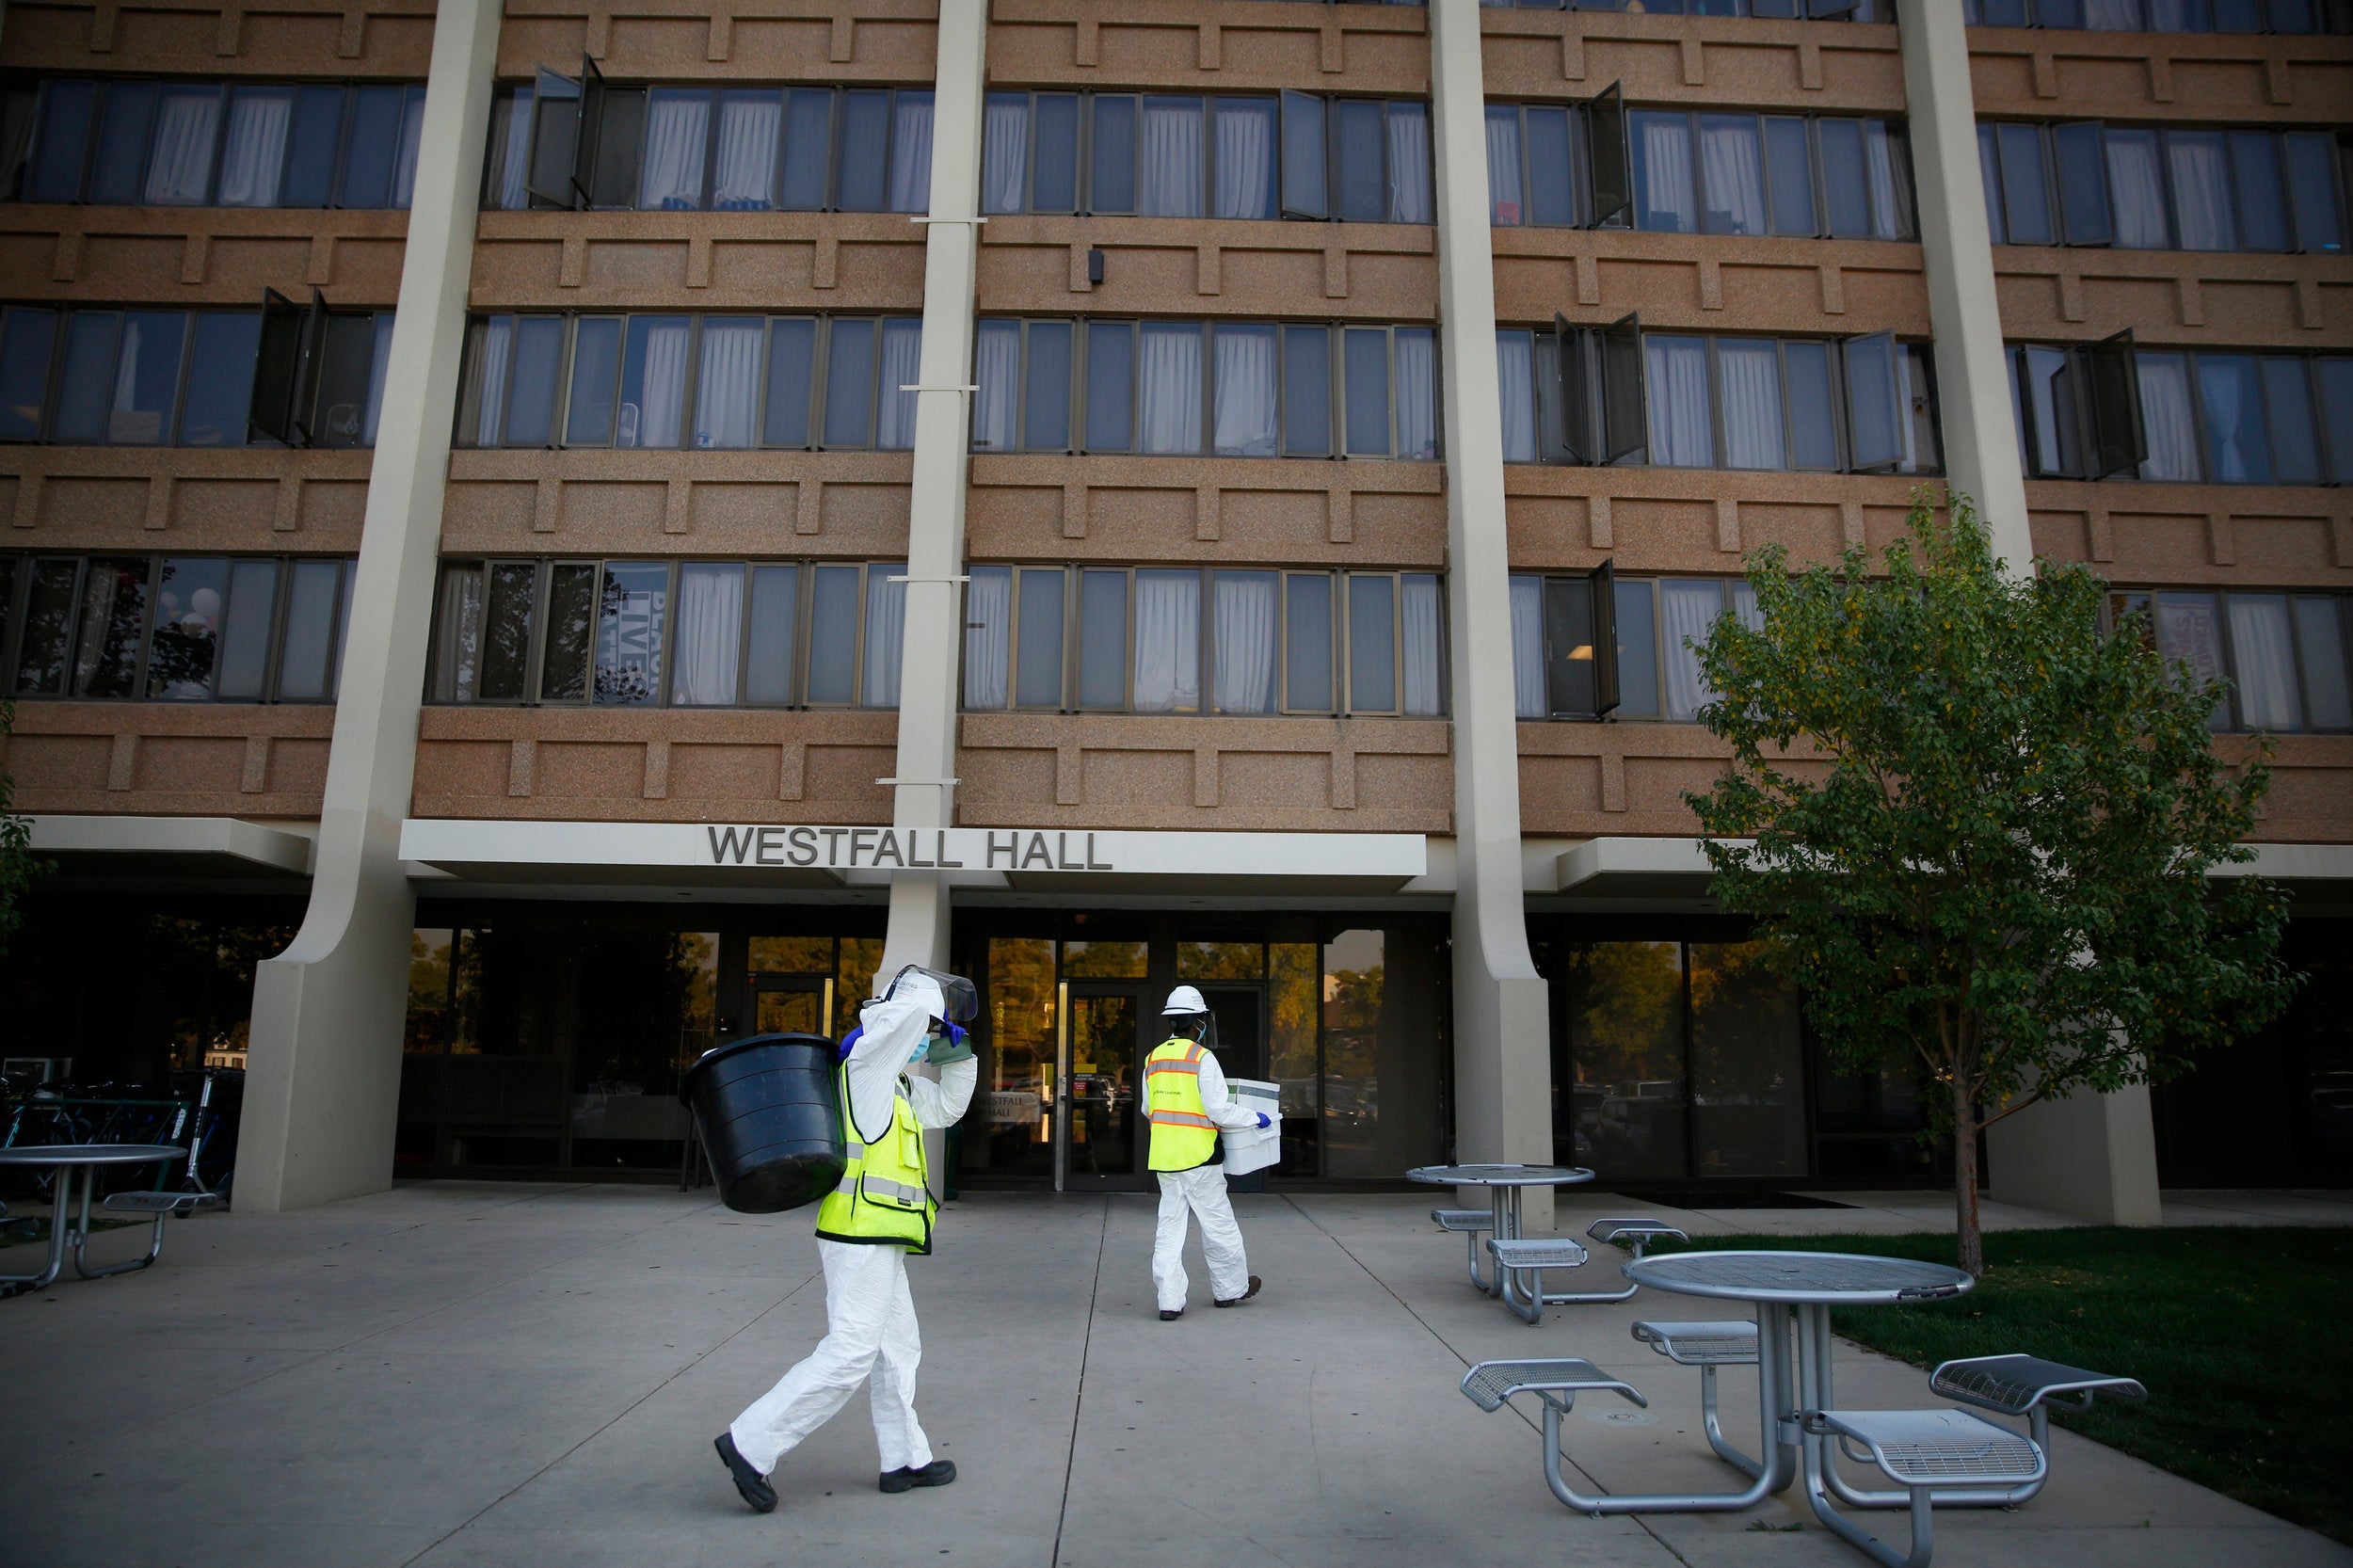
[[5, 77, 424, 208], [246, 291, 396, 449], [2112, 587, 2353, 733], [973, 317, 1437, 461], [2010, 339, 2348, 485], [1511, 571, 1760, 724], [429, 558, 906, 708], [0, 552, 352, 701], [488, 72, 932, 214], [979, 91, 1431, 223], [1964, 0, 2350, 29], [1978, 120, 2347, 254], [1486, 0, 1886, 13], [456, 313, 919, 451], [959, 566, 1443, 717]]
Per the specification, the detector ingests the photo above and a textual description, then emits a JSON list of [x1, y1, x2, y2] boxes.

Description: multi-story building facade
[[1, 0, 2345, 1217]]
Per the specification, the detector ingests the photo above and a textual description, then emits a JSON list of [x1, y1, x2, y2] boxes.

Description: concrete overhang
[[27, 814, 314, 884]]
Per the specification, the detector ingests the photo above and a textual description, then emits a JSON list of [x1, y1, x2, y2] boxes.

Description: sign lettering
[[701, 826, 1120, 873]]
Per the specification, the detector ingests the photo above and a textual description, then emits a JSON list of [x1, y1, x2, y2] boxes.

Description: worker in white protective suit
[[1144, 985, 1270, 1321], [713, 965, 979, 1514]]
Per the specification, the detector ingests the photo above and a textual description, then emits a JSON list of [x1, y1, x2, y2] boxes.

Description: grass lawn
[[1651, 1226, 2353, 1546]]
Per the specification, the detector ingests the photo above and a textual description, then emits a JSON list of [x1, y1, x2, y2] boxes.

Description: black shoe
[[1214, 1276, 1262, 1308], [880, 1460, 957, 1494], [1159, 1308, 1183, 1320], [714, 1432, 776, 1514]]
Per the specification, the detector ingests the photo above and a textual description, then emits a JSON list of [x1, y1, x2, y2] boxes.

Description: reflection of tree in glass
[[1062, 939, 1147, 978], [145, 560, 224, 697], [594, 570, 657, 704], [836, 936, 884, 1032], [574, 930, 705, 1094], [407, 930, 454, 1052], [1567, 941, 1683, 1093], [1178, 940, 1263, 980]]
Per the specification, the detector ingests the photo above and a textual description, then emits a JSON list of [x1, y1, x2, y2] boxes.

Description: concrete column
[[1894, 0, 2032, 568], [1429, 0, 1554, 1228], [1988, 1091, 2163, 1225], [233, 0, 502, 1211], [877, 0, 985, 990]]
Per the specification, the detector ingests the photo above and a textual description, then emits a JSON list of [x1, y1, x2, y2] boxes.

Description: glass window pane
[[858, 566, 905, 707], [2321, 360, 2353, 483], [1079, 569, 1128, 709], [105, 309, 184, 445], [52, 311, 120, 443], [875, 318, 922, 449], [1508, 575, 1544, 720], [431, 564, 484, 701], [2226, 595, 2300, 731], [1658, 579, 1724, 722], [498, 315, 563, 447], [1631, 110, 1694, 232], [1689, 941, 1808, 1176], [1033, 93, 1079, 212], [1132, 568, 1200, 714], [1645, 335, 1713, 468], [1342, 328, 1389, 456], [824, 317, 875, 447], [15, 559, 80, 695], [2260, 357, 2320, 485], [389, 87, 425, 209], [1092, 95, 1137, 213], [596, 561, 668, 705], [1697, 114, 1765, 236], [1401, 573, 1442, 717], [1784, 340, 1836, 469], [0, 308, 55, 441], [71, 556, 149, 697], [711, 89, 778, 211], [1521, 105, 1574, 228], [1543, 575, 1596, 717], [1561, 941, 1689, 1176], [470, 560, 534, 702], [1016, 567, 1065, 709], [1279, 326, 1330, 456], [619, 316, 690, 448], [2229, 132, 2289, 252], [1977, 124, 2007, 245], [1334, 99, 1385, 222], [836, 90, 890, 211], [88, 81, 155, 205], [1864, 120, 1913, 240], [2293, 598, 2351, 730], [1386, 101, 1432, 224], [1992, 123, 2052, 245], [1279, 91, 1325, 218], [565, 317, 622, 445], [669, 562, 744, 705], [2283, 133, 2345, 254], [2167, 130, 2235, 250], [963, 564, 1011, 710], [1286, 573, 1334, 712], [2105, 127, 2169, 248], [1496, 329, 1536, 463], [888, 90, 933, 215], [1348, 574, 1397, 712], [693, 317, 763, 449], [2197, 353, 2269, 483], [744, 564, 797, 704], [145, 86, 220, 204], [2022, 344, 2082, 476], [1485, 104, 1523, 226], [1085, 320, 1134, 451], [2137, 350, 2200, 482], [215, 558, 278, 700], [1826, 119, 1881, 237], [1140, 322, 1203, 455], [1717, 340, 1785, 469], [638, 88, 711, 211], [971, 318, 1018, 452], [1139, 96, 1203, 217], [806, 563, 860, 703], [1764, 116, 1815, 235], [339, 85, 406, 208], [778, 88, 832, 210], [179, 312, 259, 448], [1897, 344, 1941, 474], [1213, 570, 1278, 713], [1612, 578, 1658, 719], [982, 92, 1029, 215], [762, 317, 815, 445], [1393, 328, 1436, 461], [147, 557, 229, 698], [217, 87, 293, 207], [482, 85, 534, 211], [2155, 591, 2229, 730], [1024, 321, 1073, 451], [1844, 331, 1903, 471], [2052, 120, 2111, 245], [1215, 97, 1277, 220], [28, 80, 97, 203]]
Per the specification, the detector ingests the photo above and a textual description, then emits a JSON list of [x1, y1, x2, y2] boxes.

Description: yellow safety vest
[[1145, 1038, 1220, 1173], [815, 1066, 936, 1254]]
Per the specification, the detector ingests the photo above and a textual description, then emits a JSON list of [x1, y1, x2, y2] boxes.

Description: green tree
[[1683, 492, 2294, 1275], [0, 702, 49, 957]]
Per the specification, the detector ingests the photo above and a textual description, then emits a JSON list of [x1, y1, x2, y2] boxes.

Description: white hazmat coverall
[[729, 996, 977, 1478], [1153, 1047, 1265, 1315]]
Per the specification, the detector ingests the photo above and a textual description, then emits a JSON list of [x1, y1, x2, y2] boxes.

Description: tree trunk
[[1952, 1072, 1984, 1278]]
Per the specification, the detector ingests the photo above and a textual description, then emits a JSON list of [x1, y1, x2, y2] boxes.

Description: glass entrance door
[[752, 977, 830, 1037], [1056, 985, 1148, 1191]]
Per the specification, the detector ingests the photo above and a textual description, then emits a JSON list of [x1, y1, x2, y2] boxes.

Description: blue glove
[[926, 1021, 973, 1064], [836, 1024, 864, 1063], [1255, 1112, 1273, 1129]]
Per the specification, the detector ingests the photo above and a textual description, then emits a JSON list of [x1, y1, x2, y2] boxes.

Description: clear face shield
[[1167, 1008, 1218, 1054]]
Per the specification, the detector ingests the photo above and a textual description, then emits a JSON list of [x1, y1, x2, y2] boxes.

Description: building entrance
[[1057, 984, 1151, 1191]]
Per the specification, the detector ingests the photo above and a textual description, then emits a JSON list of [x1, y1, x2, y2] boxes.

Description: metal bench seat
[[102, 1191, 222, 1217], [1930, 1353, 2146, 1438], [1461, 1357, 1646, 1415], [1432, 1207, 1497, 1291], [1633, 1319, 1766, 1475], [1545, 1217, 1689, 1303], [1799, 1409, 2047, 1568], [1486, 1237, 1591, 1323]]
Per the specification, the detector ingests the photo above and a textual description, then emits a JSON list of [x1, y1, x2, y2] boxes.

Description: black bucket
[[680, 1033, 845, 1214]]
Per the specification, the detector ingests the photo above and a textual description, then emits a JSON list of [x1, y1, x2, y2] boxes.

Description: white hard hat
[[1161, 984, 1209, 1016]]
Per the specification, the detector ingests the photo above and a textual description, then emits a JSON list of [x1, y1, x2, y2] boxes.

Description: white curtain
[[1495, 331, 1535, 462], [1699, 116, 1766, 236], [1393, 328, 1436, 460], [2104, 130, 2169, 248], [983, 95, 1030, 214], [1485, 107, 1523, 225], [1214, 572, 1277, 713], [2137, 353, 2200, 481], [1138, 323, 1202, 455], [712, 94, 780, 210], [1212, 326, 1278, 457], [145, 89, 221, 203], [1132, 570, 1200, 712], [436, 567, 486, 701], [2166, 132, 2234, 250], [1717, 340, 1785, 470], [1139, 97, 1203, 217], [1215, 99, 1273, 219], [888, 93, 934, 214], [216, 92, 290, 207], [2197, 357, 2262, 483], [2156, 593, 2227, 692], [2227, 596, 2301, 731], [1387, 103, 1432, 223], [963, 566, 1011, 709], [493, 88, 535, 210], [971, 320, 1020, 451], [1730, 579, 1762, 632], [862, 567, 907, 707], [633, 320, 690, 448], [1658, 580, 1723, 722], [639, 91, 712, 210], [693, 319, 762, 448], [671, 564, 744, 705], [1863, 120, 1910, 239], [875, 319, 923, 449], [472, 317, 513, 445], [1640, 112, 1695, 231], [1647, 336, 1713, 468], [1401, 574, 1442, 715], [1509, 576, 1545, 719]]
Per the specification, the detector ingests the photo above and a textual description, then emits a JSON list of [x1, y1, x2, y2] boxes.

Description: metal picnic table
[[1405, 1163, 1594, 1297], [0, 1144, 190, 1293]]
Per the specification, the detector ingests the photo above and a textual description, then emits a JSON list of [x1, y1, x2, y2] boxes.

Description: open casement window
[[1586, 83, 1631, 229], [2084, 327, 2147, 480], [524, 57, 603, 209], [1598, 311, 1645, 465], [1544, 563, 1619, 720], [2051, 121, 2113, 246], [248, 286, 326, 447], [1551, 312, 1592, 465], [1842, 330, 1905, 472]]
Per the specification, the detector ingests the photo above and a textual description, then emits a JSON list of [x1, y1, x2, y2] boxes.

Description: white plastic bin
[[1222, 1078, 1283, 1176]]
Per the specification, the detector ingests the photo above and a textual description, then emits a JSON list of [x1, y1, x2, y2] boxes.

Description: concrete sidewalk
[[2, 1184, 2345, 1568]]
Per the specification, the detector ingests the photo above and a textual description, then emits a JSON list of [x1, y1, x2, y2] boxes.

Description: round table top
[[1622, 1249, 1975, 1305], [1404, 1163, 1596, 1189], [0, 1144, 187, 1168]]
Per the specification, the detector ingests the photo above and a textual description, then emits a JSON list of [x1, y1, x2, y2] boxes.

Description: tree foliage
[[1683, 493, 2294, 1274]]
